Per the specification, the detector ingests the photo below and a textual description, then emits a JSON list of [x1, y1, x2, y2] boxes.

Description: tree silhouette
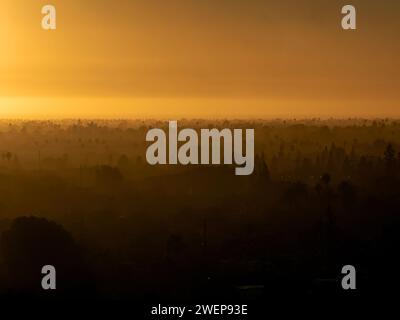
[[384, 143, 396, 174], [0, 216, 92, 298]]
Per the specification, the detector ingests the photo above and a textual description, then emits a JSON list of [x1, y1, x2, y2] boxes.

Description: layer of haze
[[0, 0, 399, 118]]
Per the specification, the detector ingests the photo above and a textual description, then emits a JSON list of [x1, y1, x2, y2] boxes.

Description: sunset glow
[[0, 0, 399, 118]]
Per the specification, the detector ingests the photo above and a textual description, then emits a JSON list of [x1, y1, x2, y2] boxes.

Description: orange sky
[[0, 0, 399, 118]]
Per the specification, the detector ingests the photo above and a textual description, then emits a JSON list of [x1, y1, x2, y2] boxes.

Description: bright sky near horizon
[[0, 0, 399, 118]]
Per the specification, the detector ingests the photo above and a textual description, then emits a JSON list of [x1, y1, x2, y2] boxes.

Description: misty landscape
[[0, 118, 399, 301]]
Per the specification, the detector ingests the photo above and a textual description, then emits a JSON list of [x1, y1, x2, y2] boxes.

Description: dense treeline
[[0, 119, 399, 300]]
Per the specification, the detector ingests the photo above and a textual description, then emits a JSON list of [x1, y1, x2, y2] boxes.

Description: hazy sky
[[0, 0, 399, 118]]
